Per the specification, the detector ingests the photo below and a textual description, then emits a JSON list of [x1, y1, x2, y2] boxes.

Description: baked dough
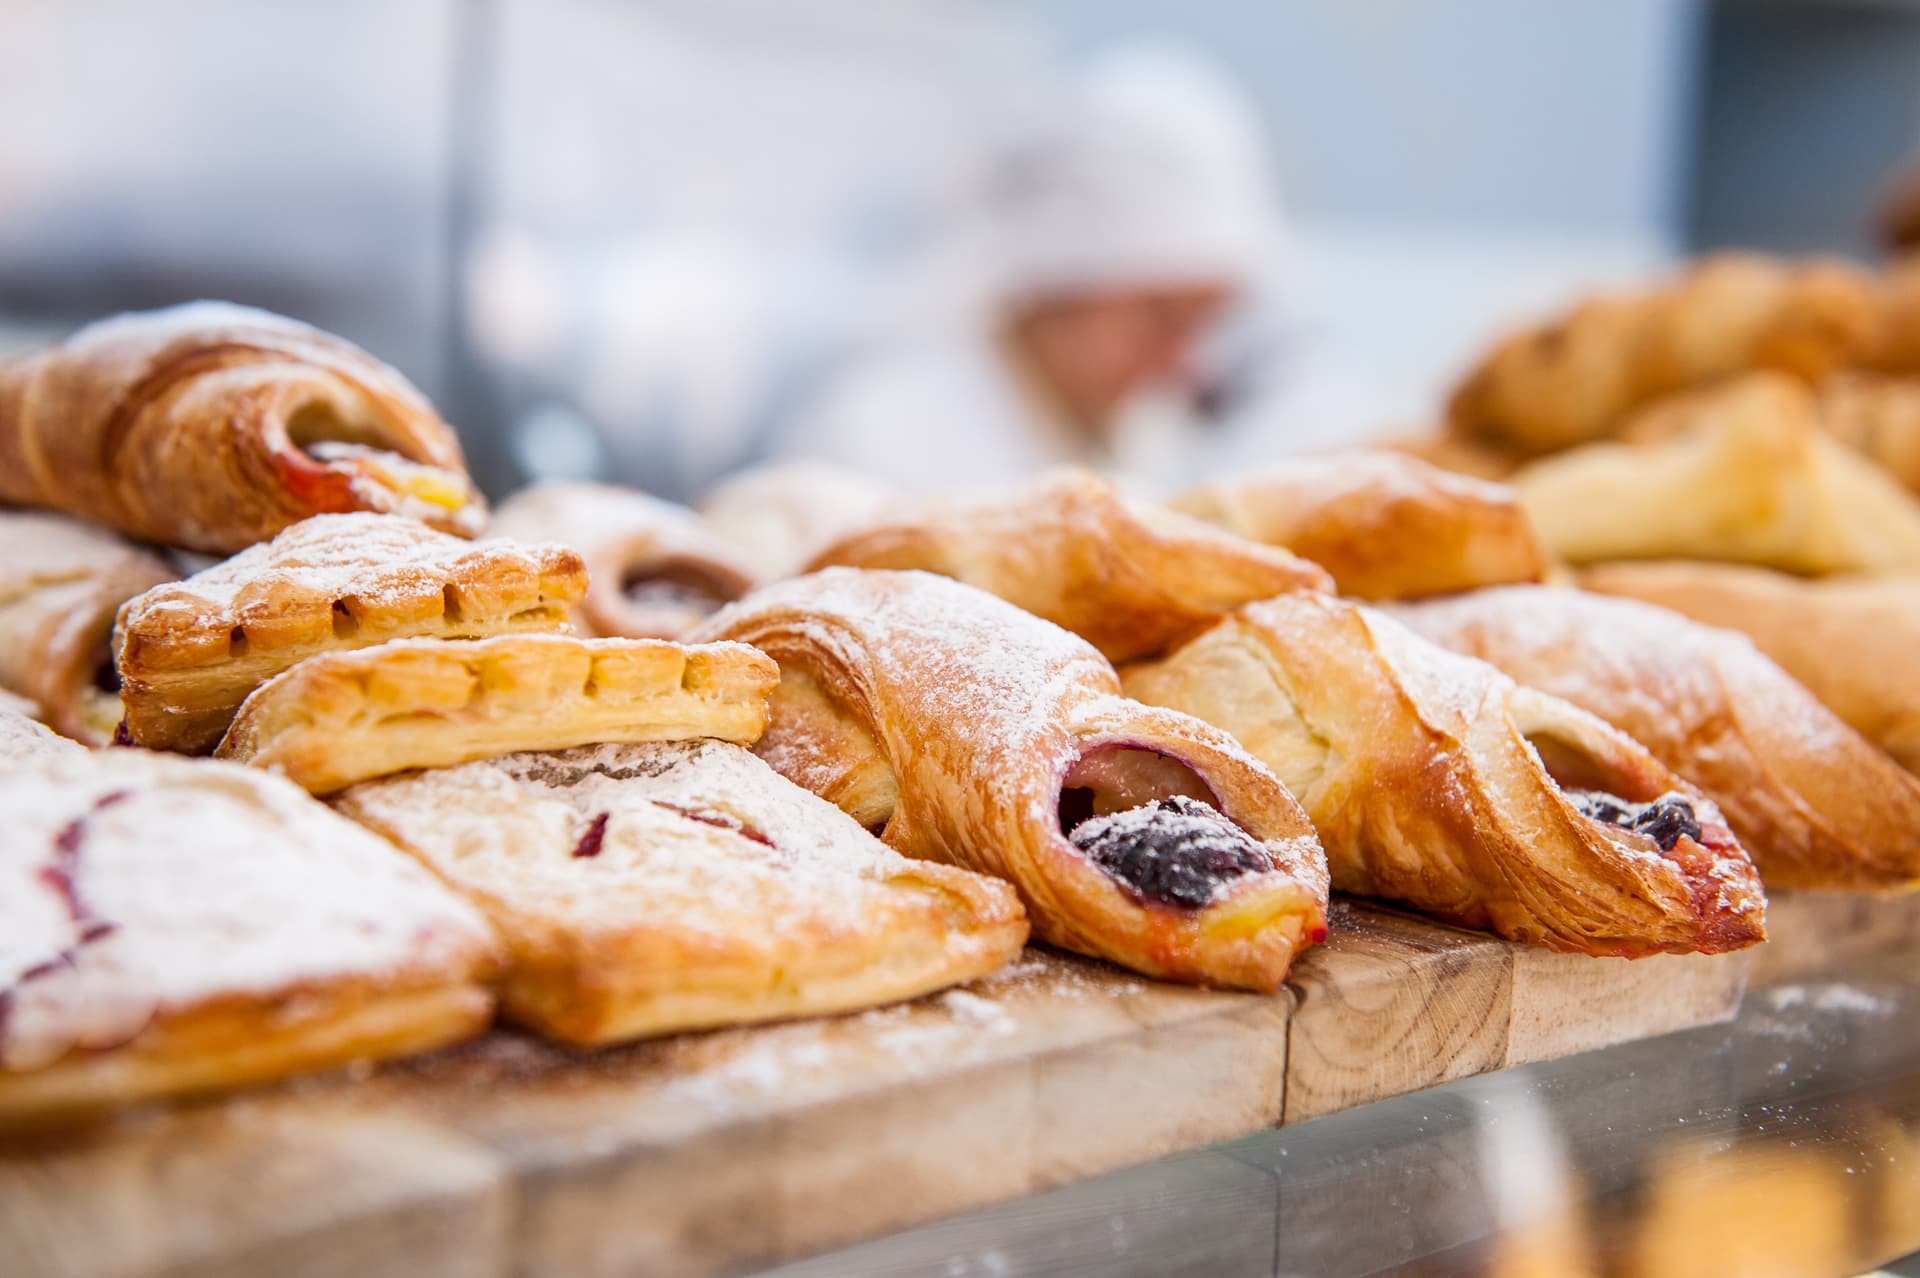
[[805, 469, 1332, 663], [0, 699, 83, 758], [218, 634, 777, 794], [697, 460, 901, 580], [1122, 593, 1767, 956], [0, 749, 499, 1130], [115, 512, 587, 754], [0, 511, 175, 744], [1579, 560, 1920, 777], [1816, 373, 1920, 496], [1512, 373, 1920, 573], [1170, 451, 1548, 599], [0, 302, 486, 553], [1392, 585, 1920, 890], [692, 568, 1330, 991], [334, 740, 1028, 1046], [491, 481, 756, 639]]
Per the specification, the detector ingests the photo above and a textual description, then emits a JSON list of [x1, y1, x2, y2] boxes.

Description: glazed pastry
[[115, 512, 587, 754], [0, 699, 83, 759], [219, 635, 777, 794], [1815, 373, 1920, 496], [0, 512, 175, 745], [692, 569, 1330, 991], [1170, 451, 1549, 600], [1579, 560, 1920, 777], [1391, 585, 1920, 890], [1512, 374, 1920, 573], [697, 460, 901, 580], [491, 481, 756, 639], [805, 470, 1332, 663], [335, 740, 1027, 1046], [1123, 593, 1766, 956], [0, 302, 485, 554], [0, 749, 499, 1130], [1448, 253, 1883, 454]]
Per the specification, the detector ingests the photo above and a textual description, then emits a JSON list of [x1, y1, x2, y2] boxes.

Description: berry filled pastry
[[1123, 593, 1767, 957], [114, 513, 587, 754], [218, 635, 777, 794], [0, 302, 486, 553], [0, 512, 175, 745], [491, 481, 757, 639], [0, 749, 500, 1130], [805, 469, 1332, 663], [692, 569, 1330, 991], [335, 740, 1028, 1046], [1170, 451, 1549, 600]]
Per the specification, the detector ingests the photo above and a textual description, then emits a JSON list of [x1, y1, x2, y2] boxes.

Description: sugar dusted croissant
[[698, 460, 901, 581]]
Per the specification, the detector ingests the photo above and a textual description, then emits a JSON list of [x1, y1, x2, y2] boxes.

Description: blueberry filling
[[1067, 795, 1271, 910], [622, 564, 731, 618], [1568, 790, 1702, 852], [91, 657, 121, 696]]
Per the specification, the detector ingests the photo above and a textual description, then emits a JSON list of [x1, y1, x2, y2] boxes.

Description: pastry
[[0, 302, 485, 554], [115, 512, 587, 754], [1170, 451, 1549, 599], [1391, 585, 1920, 890], [805, 469, 1332, 663], [1579, 560, 1920, 776], [1448, 253, 1883, 454], [1512, 373, 1920, 573], [1122, 593, 1766, 956], [691, 569, 1331, 991], [0, 511, 175, 744], [1815, 372, 1920, 496], [1380, 430, 1525, 482], [0, 749, 499, 1130], [219, 634, 778, 794], [491, 481, 756, 639], [335, 740, 1028, 1046], [697, 460, 900, 580], [0, 698, 83, 759]]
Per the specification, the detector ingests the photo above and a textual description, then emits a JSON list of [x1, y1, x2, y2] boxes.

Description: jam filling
[[622, 566, 731, 619], [1066, 795, 1271, 910], [1568, 790, 1702, 852], [571, 812, 611, 859]]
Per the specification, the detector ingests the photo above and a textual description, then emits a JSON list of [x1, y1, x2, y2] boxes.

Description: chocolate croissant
[[0, 302, 485, 553], [692, 568, 1331, 991]]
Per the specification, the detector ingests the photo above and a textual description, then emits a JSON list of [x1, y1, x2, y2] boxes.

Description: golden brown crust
[[114, 512, 587, 754], [1170, 451, 1549, 600], [805, 469, 1332, 663], [1123, 593, 1767, 956], [692, 568, 1330, 992], [1815, 372, 1920, 495], [0, 302, 486, 553]]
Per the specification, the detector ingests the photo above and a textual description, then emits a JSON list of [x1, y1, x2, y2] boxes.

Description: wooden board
[[1748, 888, 1920, 986]]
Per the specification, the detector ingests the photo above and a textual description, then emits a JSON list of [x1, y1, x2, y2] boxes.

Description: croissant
[[1170, 450, 1548, 599], [1122, 593, 1766, 956], [0, 302, 485, 553], [1391, 585, 1920, 890], [805, 469, 1331, 663], [1579, 560, 1920, 777], [492, 481, 756, 639], [697, 460, 901, 580], [691, 568, 1331, 991], [1815, 373, 1920, 496]]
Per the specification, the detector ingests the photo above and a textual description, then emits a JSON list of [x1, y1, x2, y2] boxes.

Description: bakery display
[[1169, 450, 1548, 599], [697, 459, 901, 580], [217, 634, 778, 794], [335, 740, 1028, 1045], [805, 469, 1332, 663], [693, 568, 1331, 991], [114, 512, 587, 753], [1122, 593, 1766, 956], [1392, 585, 1920, 890], [0, 511, 176, 744], [0, 303, 485, 553]]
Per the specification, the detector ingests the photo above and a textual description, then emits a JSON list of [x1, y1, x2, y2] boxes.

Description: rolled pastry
[[697, 460, 901, 581], [1815, 373, 1920, 496], [0, 698, 83, 759], [0, 512, 175, 745], [1579, 560, 1920, 777], [692, 568, 1330, 991], [1170, 451, 1548, 599], [491, 481, 756, 639], [0, 302, 486, 553], [1123, 593, 1767, 956], [806, 469, 1332, 663]]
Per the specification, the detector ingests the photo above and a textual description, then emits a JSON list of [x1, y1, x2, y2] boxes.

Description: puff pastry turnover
[[0, 750, 499, 1130], [219, 634, 777, 794], [0, 302, 485, 553], [335, 740, 1028, 1046], [693, 568, 1331, 991], [698, 460, 901, 580], [0, 699, 84, 759], [1123, 593, 1767, 956], [805, 469, 1332, 663], [114, 512, 587, 754], [1171, 451, 1548, 599], [492, 481, 756, 639]]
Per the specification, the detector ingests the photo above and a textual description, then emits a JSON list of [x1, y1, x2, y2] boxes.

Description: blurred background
[[3, 0, 1919, 499]]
